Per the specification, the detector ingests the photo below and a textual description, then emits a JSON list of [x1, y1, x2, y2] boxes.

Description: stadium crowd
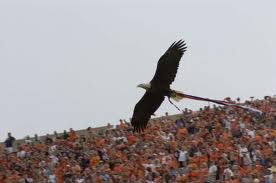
[[0, 96, 276, 183]]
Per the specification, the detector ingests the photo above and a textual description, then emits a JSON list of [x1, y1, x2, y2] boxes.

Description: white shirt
[[17, 150, 26, 158], [223, 168, 234, 177], [208, 165, 218, 174], [239, 122, 245, 129], [178, 150, 188, 162], [49, 174, 56, 183], [247, 130, 255, 138], [76, 178, 85, 183], [239, 146, 248, 157], [50, 155, 59, 166]]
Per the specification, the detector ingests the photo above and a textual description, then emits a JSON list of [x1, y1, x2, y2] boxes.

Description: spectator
[[69, 128, 78, 142], [4, 132, 15, 154], [63, 130, 69, 140]]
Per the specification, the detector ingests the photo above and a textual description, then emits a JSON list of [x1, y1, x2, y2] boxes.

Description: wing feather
[[150, 40, 187, 88], [131, 91, 164, 132]]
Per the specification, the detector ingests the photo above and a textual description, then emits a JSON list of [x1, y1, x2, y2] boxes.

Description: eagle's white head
[[137, 83, 151, 90]]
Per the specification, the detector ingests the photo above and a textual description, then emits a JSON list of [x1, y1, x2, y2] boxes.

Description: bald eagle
[[131, 40, 187, 132]]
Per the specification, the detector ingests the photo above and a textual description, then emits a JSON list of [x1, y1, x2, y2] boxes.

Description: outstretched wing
[[131, 91, 164, 132], [150, 40, 187, 88]]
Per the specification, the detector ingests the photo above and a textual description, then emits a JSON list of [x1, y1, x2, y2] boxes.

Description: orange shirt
[[216, 143, 224, 151], [168, 159, 178, 168], [210, 152, 218, 161], [113, 164, 123, 174], [271, 129, 276, 137], [54, 166, 64, 183], [154, 123, 161, 131], [254, 164, 263, 173], [119, 121, 125, 129], [95, 139, 105, 148], [68, 131, 77, 142], [127, 135, 137, 145], [89, 155, 100, 168], [169, 140, 177, 151], [199, 168, 208, 182], [34, 143, 45, 151], [199, 155, 208, 164], [96, 175, 102, 183], [189, 171, 199, 180], [177, 128, 188, 138]]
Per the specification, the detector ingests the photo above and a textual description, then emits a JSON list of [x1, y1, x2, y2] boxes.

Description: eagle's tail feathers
[[170, 90, 185, 102]]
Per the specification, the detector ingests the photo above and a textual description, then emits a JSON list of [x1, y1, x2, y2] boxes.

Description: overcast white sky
[[0, 0, 275, 140]]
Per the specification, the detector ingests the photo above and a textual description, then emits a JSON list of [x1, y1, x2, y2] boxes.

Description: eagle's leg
[[168, 97, 181, 111]]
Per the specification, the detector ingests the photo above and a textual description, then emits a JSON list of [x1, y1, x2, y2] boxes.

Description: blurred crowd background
[[1, 96, 275, 183]]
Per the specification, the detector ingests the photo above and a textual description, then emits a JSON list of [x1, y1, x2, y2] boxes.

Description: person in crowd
[[4, 132, 16, 154]]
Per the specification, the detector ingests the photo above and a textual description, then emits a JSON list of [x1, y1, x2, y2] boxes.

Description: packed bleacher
[[0, 96, 276, 183]]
